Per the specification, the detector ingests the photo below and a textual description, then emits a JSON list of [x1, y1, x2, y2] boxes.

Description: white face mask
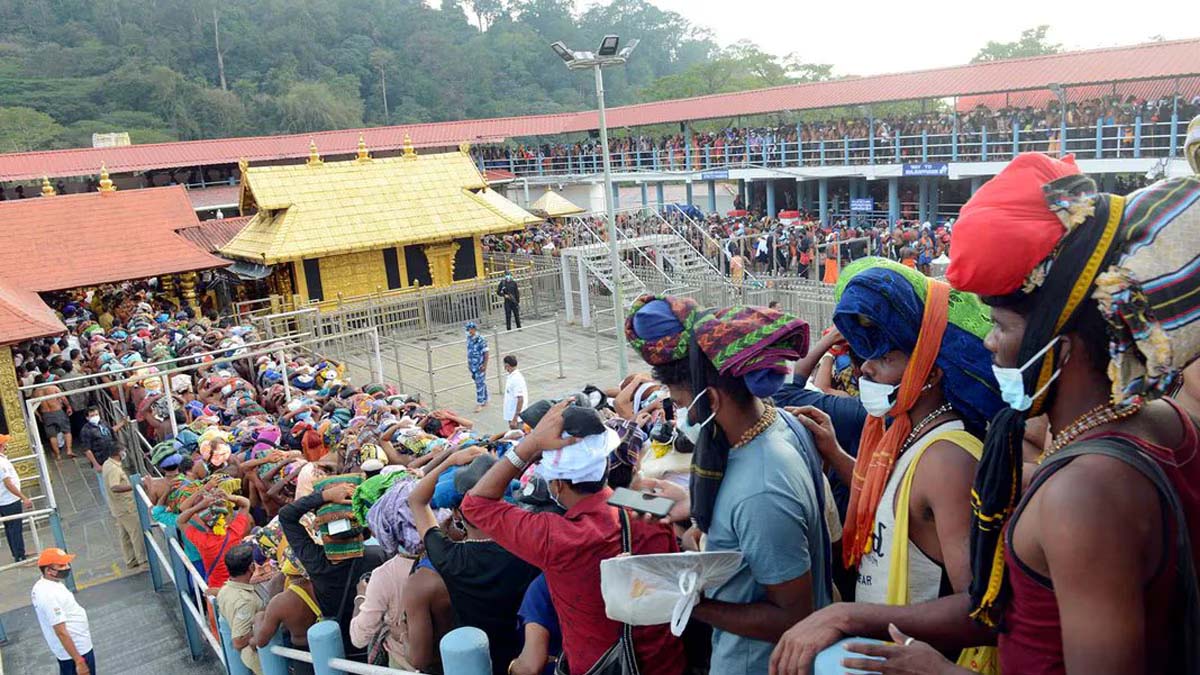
[[87, 415, 101, 425], [991, 337, 1062, 412], [858, 377, 899, 417], [674, 389, 715, 444]]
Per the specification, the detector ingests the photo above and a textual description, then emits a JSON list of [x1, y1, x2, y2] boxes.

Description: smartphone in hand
[[607, 487, 675, 519]]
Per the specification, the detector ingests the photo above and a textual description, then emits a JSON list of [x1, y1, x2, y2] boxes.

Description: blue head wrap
[[833, 258, 1003, 429]]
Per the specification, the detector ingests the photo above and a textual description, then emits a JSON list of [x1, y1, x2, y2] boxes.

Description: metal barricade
[[381, 316, 566, 407]]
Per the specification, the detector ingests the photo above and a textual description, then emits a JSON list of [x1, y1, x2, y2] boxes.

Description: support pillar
[[887, 177, 899, 228], [655, 182, 665, 210], [765, 179, 776, 219], [928, 179, 939, 224], [706, 179, 717, 213], [684, 180, 694, 207], [640, 182, 648, 209], [611, 182, 620, 210], [917, 178, 929, 224], [561, 257, 575, 323], [577, 256, 591, 328], [970, 176, 984, 195], [739, 179, 748, 208], [818, 178, 829, 227], [179, 271, 199, 314]]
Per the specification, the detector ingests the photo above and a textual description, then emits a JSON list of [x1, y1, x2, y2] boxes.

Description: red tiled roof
[[957, 76, 1200, 111], [0, 38, 1197, 182], [186, 184, 241, 210], [0, 279, 64, 344], [177, 215, 252, 253], [0, 186, 227, 292], [484, 168, 517, 184]]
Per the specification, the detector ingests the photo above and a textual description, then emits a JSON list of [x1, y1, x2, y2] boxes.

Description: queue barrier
[[131, 476, 492, 675]]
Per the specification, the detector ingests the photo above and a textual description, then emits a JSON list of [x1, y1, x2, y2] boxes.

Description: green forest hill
[[0, 0, 1060, 154]]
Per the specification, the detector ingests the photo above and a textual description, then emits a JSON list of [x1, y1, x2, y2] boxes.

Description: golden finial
[[458, 141, 471, 155], [355, 134, 372, 163], [41, 176, 55, 197], [238, 157, 249, 176], [402, 134, 417, 159], [306, 139, 323, 166], [98, 163, 115, 193]]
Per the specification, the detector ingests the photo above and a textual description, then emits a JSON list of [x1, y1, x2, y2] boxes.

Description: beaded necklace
[[1039, 401, 1144, 462], [733, 404, 777, 448], [901, 403, 954, 451]]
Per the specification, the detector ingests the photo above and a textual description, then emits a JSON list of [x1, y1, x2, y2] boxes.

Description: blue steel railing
[[475, 114, 1189, 177], [131, 476, 492, 675]]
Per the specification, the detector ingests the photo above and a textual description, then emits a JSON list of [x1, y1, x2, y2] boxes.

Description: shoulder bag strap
[[202, 529, 234, 581], [1042, 437, 1200, 675], [287, 582, 325, 622]]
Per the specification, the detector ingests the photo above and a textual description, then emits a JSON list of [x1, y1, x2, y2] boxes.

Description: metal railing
[[383, 316, 566, 408], [474, 113, 1192, 177]]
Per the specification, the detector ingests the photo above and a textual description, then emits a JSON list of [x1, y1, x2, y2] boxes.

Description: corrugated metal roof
[[176, 215, 252, 253], [186, 184, 241, 210], [219, 150, 540, 264], [0, 186, 227, 291], [1, 38, 1197, 182]]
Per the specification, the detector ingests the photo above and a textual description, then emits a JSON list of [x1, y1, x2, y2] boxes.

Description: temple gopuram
[[220, 136, 540, 307]]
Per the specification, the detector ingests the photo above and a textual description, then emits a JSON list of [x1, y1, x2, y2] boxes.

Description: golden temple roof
[[221, 147, 541, 264], [529, 190, 585, 217]]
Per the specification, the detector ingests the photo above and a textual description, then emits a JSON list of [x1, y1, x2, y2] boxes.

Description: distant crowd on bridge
[[473, 91, 1199, 175]]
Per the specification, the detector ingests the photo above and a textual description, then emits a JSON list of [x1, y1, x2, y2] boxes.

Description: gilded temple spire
[[98, 164, 115, 193]]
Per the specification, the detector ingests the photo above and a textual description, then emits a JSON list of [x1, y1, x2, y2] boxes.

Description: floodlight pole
[[592, 62, 629, 378]]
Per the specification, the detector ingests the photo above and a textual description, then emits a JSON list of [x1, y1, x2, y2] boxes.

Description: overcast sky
[[579, 0, 1196, 75]]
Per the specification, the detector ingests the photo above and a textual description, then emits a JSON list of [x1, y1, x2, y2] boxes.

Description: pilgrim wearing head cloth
[[943, 152, 1200, 673], [825, 257, 1000, 631], [628, 297, 835, 675]]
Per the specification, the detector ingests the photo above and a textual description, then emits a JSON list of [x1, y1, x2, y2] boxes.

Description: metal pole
[[555, 313, 565, 379], [426, 340, 437, 408], [594, 63, 629, 379], [493, 328, 503, 393], [279, 351, 291, 401], [160, 375, 179, 440], [392, 335, 404, 391], [370, 326, 384, 383]]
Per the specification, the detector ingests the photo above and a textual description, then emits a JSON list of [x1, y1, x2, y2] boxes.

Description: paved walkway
[[0, 572, 221, 674], [374, 318, 641, 431], [0, 450, 147, 614]]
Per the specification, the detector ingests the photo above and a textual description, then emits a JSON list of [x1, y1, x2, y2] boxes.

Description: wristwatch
[[505, 451, 528, 471]]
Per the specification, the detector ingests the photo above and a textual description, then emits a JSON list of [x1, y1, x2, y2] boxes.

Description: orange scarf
[[842, 278, 950, 569]]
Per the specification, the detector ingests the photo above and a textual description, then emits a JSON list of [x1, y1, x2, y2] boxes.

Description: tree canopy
[[971, 25, 1062, 63]]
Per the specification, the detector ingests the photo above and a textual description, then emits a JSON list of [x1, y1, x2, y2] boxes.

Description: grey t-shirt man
[[703, 414, 832, 673]]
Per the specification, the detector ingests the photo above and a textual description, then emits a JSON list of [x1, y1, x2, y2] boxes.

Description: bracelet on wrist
[[505, 452, 528, 471]]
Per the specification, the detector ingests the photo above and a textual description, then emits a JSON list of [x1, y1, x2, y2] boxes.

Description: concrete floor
[[0, 572, 221, 674]]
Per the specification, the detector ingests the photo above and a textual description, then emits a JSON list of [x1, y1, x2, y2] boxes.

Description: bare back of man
[[33, 384, 74, 458]]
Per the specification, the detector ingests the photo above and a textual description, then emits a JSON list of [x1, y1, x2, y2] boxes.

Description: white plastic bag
[[600, 551, 743, 636]]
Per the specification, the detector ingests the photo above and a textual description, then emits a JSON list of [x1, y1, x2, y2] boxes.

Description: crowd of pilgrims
[[19, 143, 1200, 675], [471, 93, 1199, 173]]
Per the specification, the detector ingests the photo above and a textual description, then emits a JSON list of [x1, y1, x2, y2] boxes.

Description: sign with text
[[700, 169, 729, 180], [903, 162, 949, 176], [850, 198, 874, 212]]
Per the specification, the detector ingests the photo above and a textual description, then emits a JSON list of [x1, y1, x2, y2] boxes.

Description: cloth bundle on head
[[352, 470, 409, 527], [691, 305, 811, 398], [150, 441, 177, 467], [685, 304, 810, 533], [625, 294, 702, 366], [832, 258, 998, 568], [947, 153, 1200, 629], [167, 478, 200, 512], [313, 474, 365, 561], [833, 257, 1002, 429], [365, 476, 442, 557]]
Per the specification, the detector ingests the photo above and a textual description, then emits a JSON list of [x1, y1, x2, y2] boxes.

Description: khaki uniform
[[102, 457, 146, 568], [217, 580, 264, 675]]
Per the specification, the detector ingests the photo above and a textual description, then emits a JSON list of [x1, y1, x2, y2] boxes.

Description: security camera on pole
[[551, 35, 640, 379]]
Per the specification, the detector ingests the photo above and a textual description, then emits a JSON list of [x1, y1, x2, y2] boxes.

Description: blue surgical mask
[[674, 389, 714, 444], [992, 337, 1062, 411], [858, 377, 899, 418]]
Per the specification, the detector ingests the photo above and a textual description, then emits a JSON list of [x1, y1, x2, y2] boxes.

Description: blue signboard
[[849, 198, 874, 212], [700, 169, 729, 180], [903, 162, 949, 176]]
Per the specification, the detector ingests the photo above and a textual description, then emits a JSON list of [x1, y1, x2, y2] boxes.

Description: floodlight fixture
[[598, 35, 620, 57], [551, 41, 573, 63], [618, 39, 640, 59]]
